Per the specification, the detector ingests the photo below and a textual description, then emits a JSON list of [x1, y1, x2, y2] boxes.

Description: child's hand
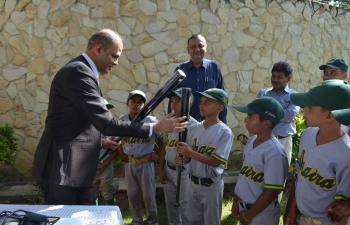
[[97, 162, 107, 171], [339, 217, 348, 225], [174, 155, 185, 166], [159, 170, 168, 184], [231, 201, 239, 220], [118, 148, 129, 163], [148, 151, 159, 162], [109, 136, 121, 151], [283, 213, 299, 225], [177, 142, 191, 157], [326, 201, 350, 223], [102, 138, 116, 149], [238, 211, 251, 225]]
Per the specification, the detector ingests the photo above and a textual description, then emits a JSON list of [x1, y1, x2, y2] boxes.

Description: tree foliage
[[0, 124, 18, 166], [291, 114, 306, 164], [311, 0, 350, 9]]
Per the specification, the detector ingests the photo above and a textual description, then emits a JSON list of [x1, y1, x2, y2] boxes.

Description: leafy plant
[[24, 187, 45, 205], [113, 157, 124, 169], [291, 114, 306, 164], [0, 124, 18, 166]]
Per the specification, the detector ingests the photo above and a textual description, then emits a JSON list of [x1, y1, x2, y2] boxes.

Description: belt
[[167, 162, 185, 171], [189, 174, 214, 187], [239, 201, 254, 210], [129, 156, 149, 164], [301, 215, 323, 225], [239, 200, 277, 210], [276, 135, 290, 139]]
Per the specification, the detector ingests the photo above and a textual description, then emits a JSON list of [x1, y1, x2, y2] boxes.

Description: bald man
[[33, 29, 187, 205]]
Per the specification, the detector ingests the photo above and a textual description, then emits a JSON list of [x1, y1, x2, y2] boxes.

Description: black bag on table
[[0, 209, 60, 225]]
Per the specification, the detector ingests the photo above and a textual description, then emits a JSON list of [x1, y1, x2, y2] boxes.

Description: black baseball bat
[[174, 88, 191, 207], [99, 70, 186, 163]]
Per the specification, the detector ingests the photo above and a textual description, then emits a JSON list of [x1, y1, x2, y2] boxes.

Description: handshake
[[102, 136, 121, 151]]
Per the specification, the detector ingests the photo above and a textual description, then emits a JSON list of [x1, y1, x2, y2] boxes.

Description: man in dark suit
[[33, 29, 187, 205]]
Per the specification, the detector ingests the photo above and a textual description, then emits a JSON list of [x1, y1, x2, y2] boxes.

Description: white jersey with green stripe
[[162, 116, 199, 165], [119, 114, 158, 158], [294, 127, 350, 219], [235, 135, 288, 204], [184, 121, 233, 182]]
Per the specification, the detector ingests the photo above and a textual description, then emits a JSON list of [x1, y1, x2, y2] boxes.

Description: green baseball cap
[[103, 98, 114, 109], [234, 96, 284, 124], [168, 88, 194, 104], [319, 58, 349, 72], [194, 88, 229, 109], [127, 90, 146, 102], [332, 108, 350, 126], [290, 80, 350, 110]]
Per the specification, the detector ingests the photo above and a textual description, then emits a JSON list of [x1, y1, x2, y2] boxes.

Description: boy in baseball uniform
[[326, 108, 350, 225], [158, 88, 199, 225], [117, 90, 159, 225], [174, 88, 234, 225], [93, 99, 120, 206], [284, 80, 350, 225], [232, 96, 288, 225]]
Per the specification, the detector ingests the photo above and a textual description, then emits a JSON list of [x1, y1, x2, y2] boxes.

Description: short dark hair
[[187, 34, 206, 46], [87, 29, 123, 50], [258, 114, 277, 130], [271, 62, 292, 77]]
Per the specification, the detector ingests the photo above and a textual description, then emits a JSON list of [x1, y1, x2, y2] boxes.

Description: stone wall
[[0, 0, 349, 181]]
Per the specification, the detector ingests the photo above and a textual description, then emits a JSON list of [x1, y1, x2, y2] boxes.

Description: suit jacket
[[33, 55, 150, 187]]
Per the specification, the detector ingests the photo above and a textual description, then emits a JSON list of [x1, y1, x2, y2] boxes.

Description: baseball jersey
[[185, 121, 233, 182], [119, 114, 158, 158], [294, 127, 350, 218], [235, 136, 288, 204], [341, 124, 350, 134], [162, 116, 199, 165]]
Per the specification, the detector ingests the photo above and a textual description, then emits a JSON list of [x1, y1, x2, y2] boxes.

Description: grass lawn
[[120, 193, 289, 225]]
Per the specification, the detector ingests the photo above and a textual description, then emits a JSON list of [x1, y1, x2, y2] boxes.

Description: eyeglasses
[[188, 44, 206, 50]]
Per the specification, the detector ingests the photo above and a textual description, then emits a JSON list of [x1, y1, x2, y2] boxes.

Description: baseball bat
[[99, 70, 186, 163], [174, 88, 191, 207]]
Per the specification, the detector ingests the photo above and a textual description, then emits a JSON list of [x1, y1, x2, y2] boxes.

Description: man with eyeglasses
[[169, 34, 227, 123]]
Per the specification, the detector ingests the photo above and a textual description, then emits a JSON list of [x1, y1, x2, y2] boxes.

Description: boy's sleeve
[[264, 154, 288, 192], [335, 161, 350, 201], [211, 129, 234, 168]]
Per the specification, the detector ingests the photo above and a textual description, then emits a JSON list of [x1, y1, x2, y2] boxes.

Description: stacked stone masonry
[[0, 0, 349, 181]]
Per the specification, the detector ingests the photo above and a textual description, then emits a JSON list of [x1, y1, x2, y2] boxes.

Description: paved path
[[0, 171, 239, 198]]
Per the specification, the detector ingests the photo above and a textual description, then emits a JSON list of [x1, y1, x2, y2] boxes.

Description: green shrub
[[113, 157, 124, 169], [24, 189, 45, 205], [291, 114, 306, 164], [0, 124, 18, 166]]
